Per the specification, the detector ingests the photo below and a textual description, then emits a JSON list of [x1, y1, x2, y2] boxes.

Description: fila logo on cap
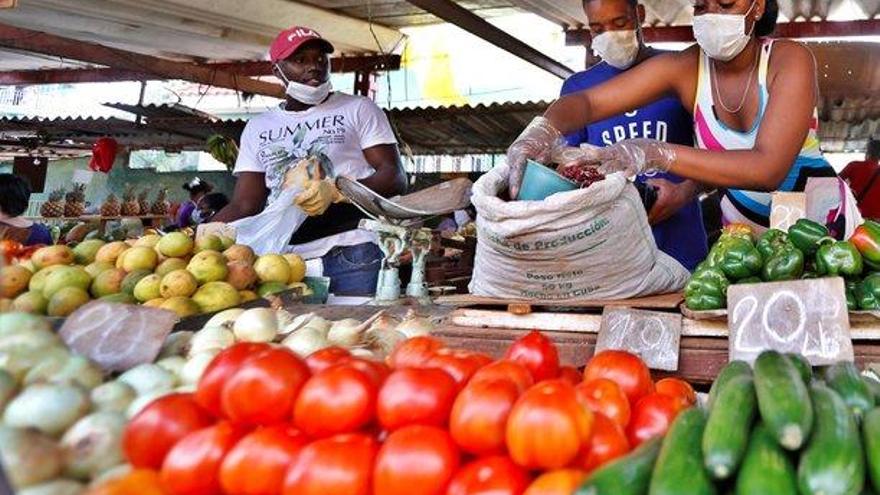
[[288, 28, 318, 41]]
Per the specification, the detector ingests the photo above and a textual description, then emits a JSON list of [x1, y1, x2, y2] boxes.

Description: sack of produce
[[469, 164, 689, 301]]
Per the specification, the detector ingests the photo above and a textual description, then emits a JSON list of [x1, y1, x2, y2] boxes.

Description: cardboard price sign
[[59, 301, 178, 372], [728, 278, 853, 366], [596, 307, 682, 371], [770, 192, 807, 231]]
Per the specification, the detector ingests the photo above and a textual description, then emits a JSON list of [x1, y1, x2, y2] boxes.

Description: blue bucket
[[516, 159, 578, 201]]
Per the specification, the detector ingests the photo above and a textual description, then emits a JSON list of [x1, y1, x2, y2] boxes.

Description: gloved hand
[[284, 156, 323, 190], [295, 178, 344, 216], [506, 116, 567, 198], [559, 138, 676, 178]]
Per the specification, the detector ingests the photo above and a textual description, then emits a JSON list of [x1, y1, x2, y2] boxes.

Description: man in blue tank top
[[561, 0, 708, 271]]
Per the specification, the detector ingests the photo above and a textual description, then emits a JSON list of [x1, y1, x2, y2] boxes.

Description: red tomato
[[558, 366, 582, 386], [161, 422, 244, 495], [506, 380, 593, 469], [305, 346, 352, 374], [339, 356, 390, 385], [583, 350, 654, 405], [123, 393, 214, 469], [293, 363, 378, 437], [446, 456, 531, 495], [221, 347, 311, 426], [426, 349, 489, 386], [219, 425, 308, 495], [574, 378, 631, 428], [377, 367, 458, 430], [88, 469, 168, 495], [626, 393, 683, 447], [574, 413, 630, 472], [470, 360, 534, 393], [654, 378, 697, 410], [283, 433, 378, 495], [523, 469, 587, 495], [388, 336, 445, 369], [196, 342, 271, 417], [373, 425, 460, 495], [449, 378, 520, 456], [504, 331, 560, 382]]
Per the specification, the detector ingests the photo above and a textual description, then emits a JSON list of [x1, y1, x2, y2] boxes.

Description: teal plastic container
[[516, 159, 578, 201]]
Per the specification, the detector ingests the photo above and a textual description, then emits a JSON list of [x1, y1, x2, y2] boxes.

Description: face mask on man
[[692, 1, 757, 62], [276, 66, 332, 106], [592, 29, 640, 69]]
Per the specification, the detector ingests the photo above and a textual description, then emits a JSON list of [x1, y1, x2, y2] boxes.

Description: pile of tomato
[[93, 331, 695, 495]]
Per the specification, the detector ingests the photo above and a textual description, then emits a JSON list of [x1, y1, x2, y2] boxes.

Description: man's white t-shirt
[[233, 92, 398, 259]]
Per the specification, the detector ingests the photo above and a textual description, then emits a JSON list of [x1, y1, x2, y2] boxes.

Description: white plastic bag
[[229, 187, 307, 255]]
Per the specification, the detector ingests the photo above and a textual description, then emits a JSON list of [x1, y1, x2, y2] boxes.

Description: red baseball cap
[[269, 26, 335, 63]]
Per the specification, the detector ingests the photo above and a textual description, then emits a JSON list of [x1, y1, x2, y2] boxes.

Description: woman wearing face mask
[[212, 26, 406, 296], [178, 177, 213, 228], [509, 0, 857, 237]]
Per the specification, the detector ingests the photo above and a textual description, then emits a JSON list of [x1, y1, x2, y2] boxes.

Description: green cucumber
[[734, 423, 798, 495], [797, 382, 865, 495], [648, 408, 717, 495], [786, 353, 813, 383], [754, 350, 813, 450], [576, 436, 662, 495], [708, 360, 752, 410], [865, 375, 880, 403], [703, 375, 758, 479], [823, 362, 876, 418], [865, 408, 880, 493]]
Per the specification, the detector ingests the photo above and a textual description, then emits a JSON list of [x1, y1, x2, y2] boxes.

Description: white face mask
[[592, 29, 640, 69], [693, 2, 756, 62], [276, 66, 332, 105]]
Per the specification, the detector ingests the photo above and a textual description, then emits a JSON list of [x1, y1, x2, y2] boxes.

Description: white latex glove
[[559, 138, 676, 179], [295, 179, 344, 216], [506, 116, 568, 198]]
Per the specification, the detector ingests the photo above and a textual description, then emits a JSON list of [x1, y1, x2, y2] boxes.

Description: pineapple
[[121, 185, 140, 216], [64, 183, 86, 218], [100, 193, 121, 217], [137, 190, 150, 215], [151, 189, 170, 215], [40, 188, 65, 218]]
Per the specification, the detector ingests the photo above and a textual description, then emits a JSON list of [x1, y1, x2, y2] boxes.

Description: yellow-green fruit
[[133, 274, 162, 302], [84, 261, 114, 278], [31, 245, 74, 269], [1, 265, 32, 299], [42, 265, 92, 298], [143, 297, 166, 308], [239, 290, 258, 303], [90, 268, 127, 298], [192, 281, 241, 314], [72, 239, 106, 265], [187, 251, 228, 285], [157, 232, 194, 258], [18, 260, 36, 273], [100, 292, 135, 304], [115, 248, 131, 269], [95, 241, 129, 264], [283, 253, 307, 283], [28, 265, 64, 293], [257, 282, 287, 298], [288, 281, 314, 297], [254, 255, 291, 284], [12, 291, 48, 314], [218, 235, 235, 250], [134, 234, 161, 248], [194, 235, 224, 253], [0, 299, 12, 312], [121, 269, 152, 295], [226, 261, 258, 290], [47, 287, 90, 317], [160, 297, 200, 318], [223, 244, 256, 265], [160, 269, 198, 298], [121, 246, 158, 272], [155, 258, 188, 277]]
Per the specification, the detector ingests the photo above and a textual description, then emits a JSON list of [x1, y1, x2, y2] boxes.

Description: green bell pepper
[[719, 223, 755, 243], [714, 237, 763, 280], [865, 257, 880, 273], [850, 219, 880, 265], [787, 218, 829, 256], [685, 267, 730, 311], [737, 276, 763, 284], [845, 280, 858, 311], [815, 238, 864, 278], [856, 273, 880, 310], [756, 228, 792, 260], [761, 246, 805, 282]]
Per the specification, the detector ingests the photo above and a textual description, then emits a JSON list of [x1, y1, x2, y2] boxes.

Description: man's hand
[[646, 178, 700, 225], [506, 117, 567, 199], [295, 179, 343, 216]]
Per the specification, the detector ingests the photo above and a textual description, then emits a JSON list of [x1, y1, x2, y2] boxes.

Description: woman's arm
[[358, 143, 407, 197], [211, 172, 269, 222]]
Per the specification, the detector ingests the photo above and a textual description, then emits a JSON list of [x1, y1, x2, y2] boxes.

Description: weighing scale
[[336, 177, 473, 303]]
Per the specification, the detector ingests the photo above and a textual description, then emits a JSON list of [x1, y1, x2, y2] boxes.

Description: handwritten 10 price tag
[[596, 307, 682, 371], [727, 278, 853, 366]]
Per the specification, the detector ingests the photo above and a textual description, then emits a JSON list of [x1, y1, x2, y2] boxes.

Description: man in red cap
[[214, 26, 406, 296]]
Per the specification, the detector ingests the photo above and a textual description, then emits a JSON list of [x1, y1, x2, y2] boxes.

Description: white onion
[[17, 479, 84, 495], [0, 368, 17, 412], [299, 316, 331, 336], [279, 312, 316, 335], [203, 308, 245, 329], [90, 464, 131, 487], [281, 328, 328, 357], [349, 347, 377, 359], [157, 356, 186, 379], [0, 426, 63, 488], [327, 319, 364, 347], [25, 355, 104, 391], [158, 331, 194, 359], [90, 382, 135, 413], [174, 384, 197, 394], [232, 308, 278, 343], [395, 311, 435, 338], [3, 384, 90, 437], [126, 391, 170, 419], [0, 324, 61, 355], [60, 411, 126, 480], [189, 326, 235, 357], [180, 350, 219, 386], [117, 364, 176, 397], [367, 328, 407, 358], [1, 346, 69, 383]]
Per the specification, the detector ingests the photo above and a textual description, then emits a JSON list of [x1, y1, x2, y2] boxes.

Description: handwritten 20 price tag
[[728, 278, 853, 366], [596, 307, 682, 371]]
